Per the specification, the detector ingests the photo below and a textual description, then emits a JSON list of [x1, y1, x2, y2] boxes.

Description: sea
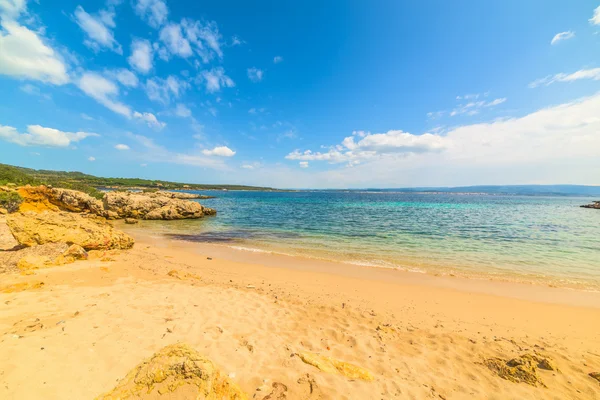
[[136, 190, 600, 291]]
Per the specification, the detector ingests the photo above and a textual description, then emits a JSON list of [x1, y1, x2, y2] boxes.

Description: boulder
[[17, 186, 104, 214], [581, 201, 600, 209], [96, 343, 247, 399], [6, 211, 134, 250], [103, 191, 216, 220], [124, 218, 139, 224]]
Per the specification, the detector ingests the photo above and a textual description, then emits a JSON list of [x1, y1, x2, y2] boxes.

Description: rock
[[95, 343, 247, 399], [54, 244, 88, 265], [581, 201, 600, 209], [0, 215, 19, 251], [103, 191, 216, 220], [155, 190, 215, 200], [296, 352, 374, 381], [0, 208, 7, 215], [484, 353, 557, 387], [6, 211, 134, 250], [17, 186, 104, 214], [590, 372, 600, 382], [0, 242, 69, 273], [124, 218, 139, 224]]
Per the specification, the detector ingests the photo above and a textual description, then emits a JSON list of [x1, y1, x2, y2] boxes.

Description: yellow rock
[[54, 244, 88, 265], [297, 352, 374, 381], [17, 255, 53, 271], [1, 281, 44, 293], [7, 211, 134, 250], [0, 208, 7, 215], [484, 353, 556, 387], [96, 343, 247, 399], [17, 186, 60, 213]]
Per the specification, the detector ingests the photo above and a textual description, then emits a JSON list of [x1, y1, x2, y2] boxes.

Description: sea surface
[[137, 191, 600, 291]]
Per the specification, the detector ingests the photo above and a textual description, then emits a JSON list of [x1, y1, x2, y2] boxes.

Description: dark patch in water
[[165, 229, 301, 243]]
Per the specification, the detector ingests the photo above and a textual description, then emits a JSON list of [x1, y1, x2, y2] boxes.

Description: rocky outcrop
[[581, 201, 600, 209], [155, 190, 215, 200], [0, 242, 69, 273], [18, 186, 103, 214], [484, 353, 557, 387], [103, 191, 216, 220], [96, 343, 247, 400], [14, 185, 217, 221], [6, 211, 134, 250], [296, 352, 374, 381]]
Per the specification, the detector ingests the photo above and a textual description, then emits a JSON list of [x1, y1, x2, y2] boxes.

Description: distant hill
[[0, 163, 278, 199]]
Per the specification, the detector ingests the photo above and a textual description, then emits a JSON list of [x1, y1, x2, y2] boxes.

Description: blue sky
[[1, 0, 600, 188]]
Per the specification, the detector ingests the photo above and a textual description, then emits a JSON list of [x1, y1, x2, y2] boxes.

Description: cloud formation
[[202, 146, 236, 157], [74, 5, 122, 54], [550, 31, 575, 45], [77, 72, 131, 117], [115, 143, 130, 150], [0, 20, 69, 84], [128, 38, 153, 74], [133, 0, 168, 29], [590, 6, 600, 25], [133, 111, 165, 129], [529, 68, 600, 88], [145, 75, 187, 104], [0, 123, 98, 147], [247, 67, 264, 82], [199, 67, 234, 93]]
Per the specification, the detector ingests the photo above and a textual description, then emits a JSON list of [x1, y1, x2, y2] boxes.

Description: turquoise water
[[140, 191, 600, 290]]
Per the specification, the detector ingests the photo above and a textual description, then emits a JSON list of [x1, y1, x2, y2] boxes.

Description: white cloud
[[199, 67, 234, 93], [73, 5, 121, 54], [273, 56, 283, 64], [77, 72, 131, 117], [133, 0, 168, 28], [247, 67, 264, 82], [287, 130, 446, 165], [128, 38, 153, 74], [133, 111, 166, 129], [88, 156, 95, 161], [145, 75, 187, 104], [231, 35, 243, 46], [180, 19, 223, 63], [450, 98, 506, 116], [590, 6, 600, 25], [0, 124, 98, 147], [202, 146, 236, 157], [551, 31, 575, 45], [174, 103, 191, 118], [106, 68, 138, 88], [0, 20, 69, 84], [115, 143, 129, 150], [529, 68, 600, 88], [282, 93, 600, 187], [0, 0, 27, 19], [248, 108, 256, 114], [299, 161, 309, 168], [159, 22, 192, 58]]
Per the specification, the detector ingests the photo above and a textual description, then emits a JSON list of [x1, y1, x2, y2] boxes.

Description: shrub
[[0, 191, 23, 213]]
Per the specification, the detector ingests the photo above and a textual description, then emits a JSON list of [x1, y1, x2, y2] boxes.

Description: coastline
[[121, 220, 600, 296], [2, 227, 600, 399]]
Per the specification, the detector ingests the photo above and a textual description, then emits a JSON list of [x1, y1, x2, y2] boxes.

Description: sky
[[1, 0, 600, 189]]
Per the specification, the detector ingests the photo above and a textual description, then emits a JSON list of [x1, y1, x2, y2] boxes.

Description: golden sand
[[1, 230, 599, 399]]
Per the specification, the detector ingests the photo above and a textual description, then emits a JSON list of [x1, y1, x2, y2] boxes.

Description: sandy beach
[[1, 225, 599, 400]]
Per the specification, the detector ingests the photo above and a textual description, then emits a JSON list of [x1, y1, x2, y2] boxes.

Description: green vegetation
[[0, 163, 278, 195], [0, 191, 23, 213]]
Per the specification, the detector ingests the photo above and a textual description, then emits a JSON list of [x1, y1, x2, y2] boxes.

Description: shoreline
[[120, 222, 600, 303]]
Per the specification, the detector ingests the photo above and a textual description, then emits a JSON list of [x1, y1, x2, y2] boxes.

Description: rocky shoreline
[[0, 185, 216, 273]]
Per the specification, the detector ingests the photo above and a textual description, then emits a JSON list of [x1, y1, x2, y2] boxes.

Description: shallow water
[[134, 191, 600, 290]]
